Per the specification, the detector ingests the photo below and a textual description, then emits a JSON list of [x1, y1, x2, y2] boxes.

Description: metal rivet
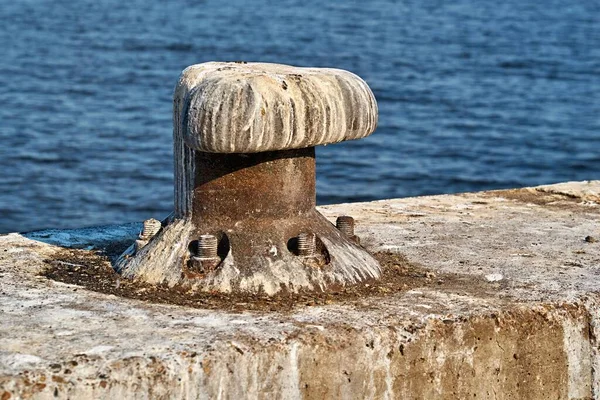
[[297, 232, 316, 257], [336, 216, 355, 237]]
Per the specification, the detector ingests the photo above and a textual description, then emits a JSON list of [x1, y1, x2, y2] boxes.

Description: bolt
[[140, 218, 161, 240], [134, 219, 162, 253], [336, 216, 355, 237], [297, 232, 316, 257], [197, 234, 218, 258], [189, 234, 221, 273], [336, 215, 360, 244]]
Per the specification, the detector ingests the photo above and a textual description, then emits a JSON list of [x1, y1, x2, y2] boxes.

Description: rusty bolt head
[[187, 234, 221, 274], [134, 219, 162, 253], [297, 232, 316, 257], [197, 234, 218, 258], [140, 218, 161, 240], [336, 216, 355, 237]]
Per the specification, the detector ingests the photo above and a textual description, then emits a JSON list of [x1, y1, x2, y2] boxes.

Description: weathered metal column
[[116, 62, 381, 295]]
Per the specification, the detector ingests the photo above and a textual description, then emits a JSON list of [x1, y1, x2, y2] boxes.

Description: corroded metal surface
[[172, 145, 381, 292], [189, 148, 335, 275], [192, 148, 316, 222]]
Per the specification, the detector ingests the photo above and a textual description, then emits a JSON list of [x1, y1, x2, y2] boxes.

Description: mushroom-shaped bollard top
[[176, 62, 378, 153], [118, 62, 382, 295]]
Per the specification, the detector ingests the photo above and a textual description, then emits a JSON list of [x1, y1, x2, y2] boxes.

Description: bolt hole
[[287, 237, 299, 255], [217, 233, 230, 259], [188, 240, 198, 256]]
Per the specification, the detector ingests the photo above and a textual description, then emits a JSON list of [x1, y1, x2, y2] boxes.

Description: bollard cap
[[175, 62, 378, 153]]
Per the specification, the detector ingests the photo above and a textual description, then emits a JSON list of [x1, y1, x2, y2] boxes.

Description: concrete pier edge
[[1, 181, 599, 399]]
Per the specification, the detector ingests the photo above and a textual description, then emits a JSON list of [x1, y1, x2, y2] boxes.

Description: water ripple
[[0, 0, 598, 232]]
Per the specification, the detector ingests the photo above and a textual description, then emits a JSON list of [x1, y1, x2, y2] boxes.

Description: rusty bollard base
[[115, 62, 381, 295]]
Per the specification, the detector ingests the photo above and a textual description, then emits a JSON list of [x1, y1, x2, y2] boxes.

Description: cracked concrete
[[1, 181, 599, 399]]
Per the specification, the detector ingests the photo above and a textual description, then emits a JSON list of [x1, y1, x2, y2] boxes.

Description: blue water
[[1, 0, 599, 233]]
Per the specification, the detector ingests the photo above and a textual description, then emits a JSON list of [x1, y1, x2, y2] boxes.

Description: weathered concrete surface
[[1, 181, 599, 399]]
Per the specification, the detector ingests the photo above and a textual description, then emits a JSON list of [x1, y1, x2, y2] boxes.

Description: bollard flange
[[116, 62, 381, 295]]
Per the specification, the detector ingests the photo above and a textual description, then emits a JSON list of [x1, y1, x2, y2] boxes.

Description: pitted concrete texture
[[1, 181, 599, 399]]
